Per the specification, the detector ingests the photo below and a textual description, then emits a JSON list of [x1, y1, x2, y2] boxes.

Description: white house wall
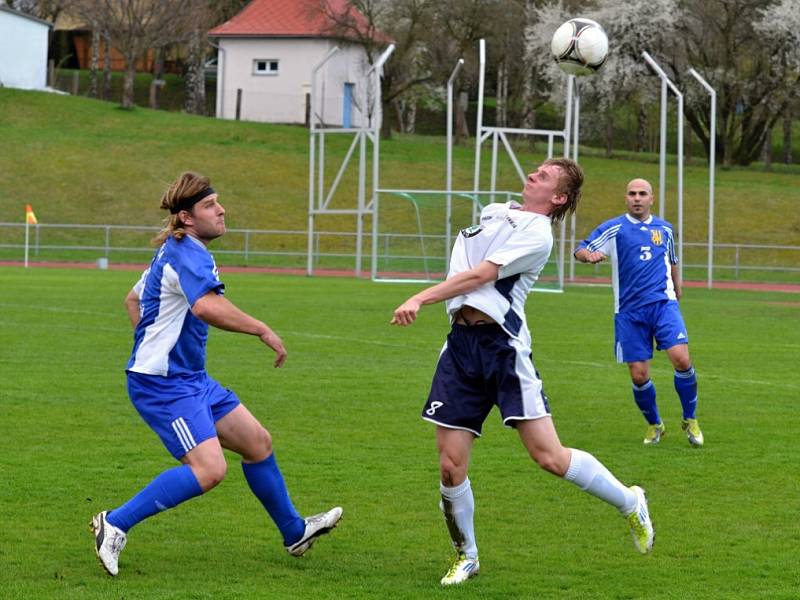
[[0, 11, 49, 89], [217, 38, 369, 127]]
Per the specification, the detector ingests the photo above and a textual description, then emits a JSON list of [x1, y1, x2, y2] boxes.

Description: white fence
[[1, 222, 799, 283]]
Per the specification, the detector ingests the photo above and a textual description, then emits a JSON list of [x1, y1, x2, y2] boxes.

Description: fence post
[[734, 245, 740, 279], [48, 59, 55, 87], [244, 230, 250, 264], [105, 226, 110, 258], [235, 89, 242, 121]]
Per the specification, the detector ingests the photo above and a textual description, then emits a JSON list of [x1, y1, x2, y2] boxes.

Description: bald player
[[574, 179, 703, 447]]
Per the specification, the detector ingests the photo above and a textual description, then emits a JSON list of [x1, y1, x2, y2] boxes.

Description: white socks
[[563, 448, 637, 515], [440, 478, 479, 559]]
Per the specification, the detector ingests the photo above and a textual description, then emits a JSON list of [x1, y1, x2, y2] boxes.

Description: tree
[[672, 0, 800, 166], [75, 0, 195, 110]]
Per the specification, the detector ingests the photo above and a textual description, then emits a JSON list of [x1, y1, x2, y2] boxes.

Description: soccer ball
[[551, 18, 608, 76]]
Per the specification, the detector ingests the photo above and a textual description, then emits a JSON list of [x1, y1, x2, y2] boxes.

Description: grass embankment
[[1, 88, 798, 281]]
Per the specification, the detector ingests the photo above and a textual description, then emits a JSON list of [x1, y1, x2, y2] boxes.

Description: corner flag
[[25, 204, 38, 225]]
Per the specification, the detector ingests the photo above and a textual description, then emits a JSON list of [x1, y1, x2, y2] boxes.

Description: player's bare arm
[[391, 260, 500, 326], [124, 289, 141, 328], [192, 291, 287, 367], [574, 248, 607, 264]]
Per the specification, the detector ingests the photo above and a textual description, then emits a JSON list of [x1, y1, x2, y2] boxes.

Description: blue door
[[343, 83, 354, 128]]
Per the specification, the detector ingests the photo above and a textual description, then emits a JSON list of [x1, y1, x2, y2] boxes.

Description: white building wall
[[0, 10, 49, 90], [216, 38, 369, 127]]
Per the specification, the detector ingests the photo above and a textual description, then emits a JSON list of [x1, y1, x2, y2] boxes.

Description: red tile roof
[[209, 0, 387, 41]]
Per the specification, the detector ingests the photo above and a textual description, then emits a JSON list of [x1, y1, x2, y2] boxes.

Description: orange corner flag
[[25, 204, 38, 225]]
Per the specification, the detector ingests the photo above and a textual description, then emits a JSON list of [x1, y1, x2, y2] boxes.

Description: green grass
[[1, 88, 799, 281], [1, 267, 798, 598]]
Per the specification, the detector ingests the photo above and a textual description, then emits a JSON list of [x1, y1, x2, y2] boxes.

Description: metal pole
[[446, 59, 464, 273], [563, 76, 574, 158], [307, 47, 340, 275], [688, 67, 717, 289], [369, 44, 395, 279], [658, 79, 667, 218], [24, 222, 29, 268], [676, 90, 684, 282], [569, 82, 580, 282], [472, 39, 486, 224]]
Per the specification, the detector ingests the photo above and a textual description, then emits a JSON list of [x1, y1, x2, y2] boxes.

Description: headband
[[170, 187, 216, 214]]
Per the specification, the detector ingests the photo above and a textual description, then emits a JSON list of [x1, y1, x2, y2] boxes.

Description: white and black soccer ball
[[551, 18, 609, 76]]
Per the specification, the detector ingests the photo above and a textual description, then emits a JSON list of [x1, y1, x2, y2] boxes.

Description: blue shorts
[[614, 300, 689, 363], [126, 371, 241, 459], [422, 324, 551, 437]]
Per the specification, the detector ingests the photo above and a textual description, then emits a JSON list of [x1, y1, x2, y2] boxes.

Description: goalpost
[[370, 39, 578, 293], [307, 39, 579, 288]]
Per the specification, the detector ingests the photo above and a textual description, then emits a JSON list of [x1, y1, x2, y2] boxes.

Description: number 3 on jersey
[[639, 245, 652, 261]]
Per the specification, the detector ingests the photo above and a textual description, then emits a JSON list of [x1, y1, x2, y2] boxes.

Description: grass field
[[1, 266, 798, 599]]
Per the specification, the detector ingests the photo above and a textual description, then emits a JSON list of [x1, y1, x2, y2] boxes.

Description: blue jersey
[[577, 214, 677, 313], [127, 235, 225, 377]]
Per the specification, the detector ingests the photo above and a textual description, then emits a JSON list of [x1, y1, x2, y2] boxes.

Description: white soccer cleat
[[91, 510, 127, 576], [440, 552, 480, 585], [285, 506, 343, 557], [626, 486, 654, 554]]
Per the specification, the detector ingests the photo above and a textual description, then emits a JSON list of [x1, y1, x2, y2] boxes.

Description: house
[[0, 6, 52, 90], [208, 0, 387, 126]]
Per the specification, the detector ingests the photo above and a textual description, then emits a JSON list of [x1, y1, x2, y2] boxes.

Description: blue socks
[[242, 454, 305, 546], [674, 366, 698, 419], [106, 464, 203, 533], [632, 379, 661, 425]]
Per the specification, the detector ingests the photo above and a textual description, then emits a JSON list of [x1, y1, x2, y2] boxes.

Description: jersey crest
[[650, 229, 663, 245]]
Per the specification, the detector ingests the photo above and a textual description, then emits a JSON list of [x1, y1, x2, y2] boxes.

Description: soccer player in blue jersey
[[91, 172, 342, 576], [391, 159, 654, 586], [574, 178, 703, 447]]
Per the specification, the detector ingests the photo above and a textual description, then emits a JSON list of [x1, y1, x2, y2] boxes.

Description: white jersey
[[445, 201, 553, 344]]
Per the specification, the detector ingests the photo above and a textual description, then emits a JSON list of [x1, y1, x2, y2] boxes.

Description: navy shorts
[[421, 324, 551, 436], [127, 371, 241, 459], [614, 300, 689, 363]]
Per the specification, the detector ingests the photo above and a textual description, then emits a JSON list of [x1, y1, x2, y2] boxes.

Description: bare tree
[[75, 0, 195, 109]]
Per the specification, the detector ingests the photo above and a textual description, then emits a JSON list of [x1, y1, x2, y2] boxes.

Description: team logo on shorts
[[650, 229, 663, 245], [460, 225, 483, 238]]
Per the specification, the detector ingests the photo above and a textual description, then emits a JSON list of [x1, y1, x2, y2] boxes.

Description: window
[[253, 59, 279, 75]]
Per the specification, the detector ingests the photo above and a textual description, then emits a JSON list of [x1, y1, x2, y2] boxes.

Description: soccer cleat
[[440, 552, 480, 586], [643, 423, 666, 445], [681, 418, 704, 447], [91, 511, 127, 576], [285, 506, 343, 557], [626, 486, 654, 554]]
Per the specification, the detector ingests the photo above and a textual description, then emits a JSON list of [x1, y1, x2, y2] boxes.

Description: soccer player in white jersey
[[91, 172, 342, 576], [574, 178, 703, 447], [391, 159, 654, 586]]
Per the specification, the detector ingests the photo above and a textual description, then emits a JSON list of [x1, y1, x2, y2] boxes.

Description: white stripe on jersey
[[130, 263, 190, 376], [587, 224, 621, 252]]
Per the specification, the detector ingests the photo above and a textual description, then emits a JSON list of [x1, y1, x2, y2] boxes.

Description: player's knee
[[531, 449, 567, 477], [439, 455, 467, 487], [196, 456, 228, 491], [242, 426, 272, 462], [630, 367, 649, 385], [673, 357, 692, 372]]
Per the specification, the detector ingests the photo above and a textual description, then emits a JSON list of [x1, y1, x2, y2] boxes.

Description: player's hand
[[391, 298, 421, 326], [585, 251, 607, 264], [260, 330, 287, 367]]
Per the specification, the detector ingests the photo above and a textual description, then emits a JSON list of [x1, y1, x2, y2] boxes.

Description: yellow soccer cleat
[[681, 418, 704, 447], [626, 486, 654, 554], [643, 423, 665, 445], [440, 552, 479, 586]]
